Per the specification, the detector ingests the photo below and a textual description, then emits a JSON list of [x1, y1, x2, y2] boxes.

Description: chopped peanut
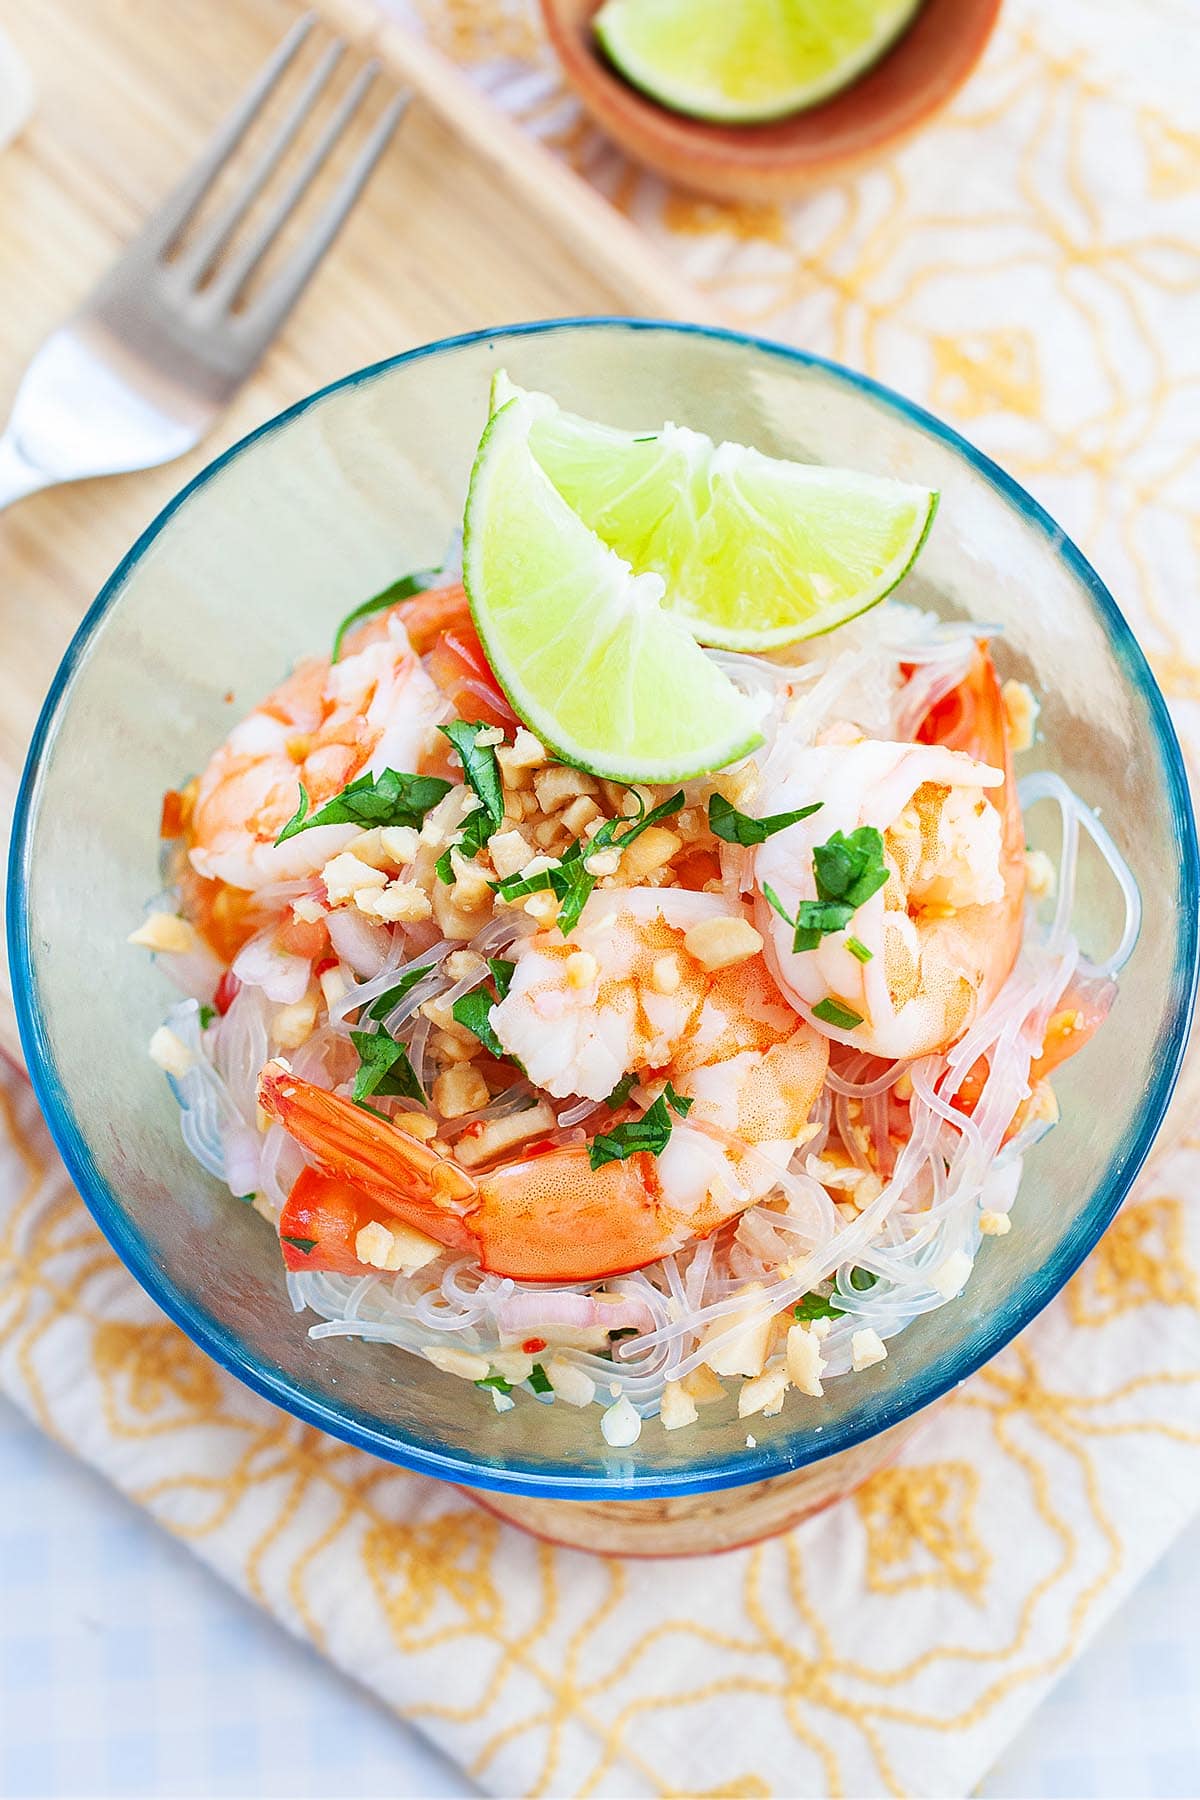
[[322, 852, 386, 906], [932, 1250, 973, 1298], [786, 1323, 826, 1397], [561, 796, 602, 837], [455, 1101, 557, 1168], [432, 1064, 490, 1119], [272, 993, 319, 1050], [503, 727, 547, 770], [393, 1110, 439, 1142], [432, 1028, 479, 1064], [346, 829, 393, 870], [851, 1328, 888, 1372], [445, 949, 487, 982], [979, 1209, 1012, 1237], [544, 1357, 596, 1408], [148, 1025, 193, 1079], [490, 1349, 535, 1384], [532, 818, 566, 850], [473, 725, 506, 748], [319, 966, 348, 1011], [534, 764, 599, 813], [738, 1365, 789, 1419], [683, 915, 763, 972], [378, 825, 421, 866], [1025, 848, 1056, 900], [680, 1365, 726, 1406], [650, 955, 681, 996], [291, 896, 325, 926], [355, 1219, 442, 1274], [423, 1345, 491, 1382], [583, 848, 620, 878], [1001, 678, 1039, 753], [129, 911, 197, 955], [659, 1380, 699, 1431], [356, 880, 433, 924], [488, 828, 535, 881], [700, 1285, 771, 1377], [565, 951, 598, 989], [619, 826, 681, 882], [524, 892, 560, 927]]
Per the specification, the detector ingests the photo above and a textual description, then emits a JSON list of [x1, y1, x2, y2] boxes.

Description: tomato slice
[[400, 582, 472, 654], [428, 623, 518, 730], [278, 1165, 376, 1274]]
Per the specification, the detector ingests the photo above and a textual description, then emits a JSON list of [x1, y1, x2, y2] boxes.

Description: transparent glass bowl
[[8, 320, 1197, 1507]]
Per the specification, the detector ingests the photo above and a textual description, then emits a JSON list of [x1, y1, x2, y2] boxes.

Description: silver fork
[[0, 14, 407, 512]]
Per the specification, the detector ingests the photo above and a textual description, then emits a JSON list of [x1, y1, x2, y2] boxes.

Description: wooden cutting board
[[0, 0, 701, 1066]]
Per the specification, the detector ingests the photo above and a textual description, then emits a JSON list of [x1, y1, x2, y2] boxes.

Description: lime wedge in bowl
[[493, 372, 938, 652], [594, 0, 925, 124], [463, 396, 765, 782]]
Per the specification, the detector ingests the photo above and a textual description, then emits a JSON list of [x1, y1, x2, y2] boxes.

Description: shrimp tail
[[258, 1062, 478, 1254]]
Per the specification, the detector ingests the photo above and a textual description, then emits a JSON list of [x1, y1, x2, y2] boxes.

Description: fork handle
[[0, 429, 54, 511]]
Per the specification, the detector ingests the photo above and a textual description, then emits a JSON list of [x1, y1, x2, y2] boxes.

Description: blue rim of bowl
[[9, 316, 1199, 1500]]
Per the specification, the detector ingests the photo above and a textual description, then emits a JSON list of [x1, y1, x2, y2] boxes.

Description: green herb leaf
[[794, 1291, 844, 1322], [488, 958, 516, 1001], [812, 826, 889, 909], [439, 720, 505, 830], [849, 1267, 879, 1292], [236, 1193, 256, 1205], [588, 1095, 674, 1170], [605, 1072, 636, 1110], [591, 789, 685, 854], [349, 1026, 427, 1106], [451, 989, 504, 1058], [846, 936, 873, 964], [281, 1235, 317, 1255], [493, 840, 596, 935], [791, 898, 855, 953], [198, 1003, 216, 1029], [812, 997, 865, 1031], [762, 882, 794, 926], [475, 1372, 513, 1394], [331, 571, 428, 662], [632, 435, 658, 443], [708, 793, 823, 847], [664, 1081, 693, 1118], [276, 768, 452, 844], [366, 964, 435, 1023], [435, 846, 456, 885], [457, 803, 495, 861], [527, 1363, 553, 1394]]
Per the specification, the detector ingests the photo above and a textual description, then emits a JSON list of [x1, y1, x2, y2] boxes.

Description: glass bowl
[[8, 320, 1197, 1541]]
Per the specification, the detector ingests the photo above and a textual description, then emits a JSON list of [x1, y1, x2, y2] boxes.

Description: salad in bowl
[[131, 369, 1139, 1450]]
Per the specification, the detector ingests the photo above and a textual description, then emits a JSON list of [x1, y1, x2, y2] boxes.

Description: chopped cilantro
[[487, 957, 516, 1001], [349, 1026, 426, 1106], [792, 898, 856, 953], [527, 1363, 553, 1394], [590, 788, 685, 854], [846, 936, 873, 964], [794, 1291, 844, 1322], [812, 997, 865, 1031], [632, 434, 658, 443], [281, 1235, 317, 1255], [588, 1095, 675, 1170], [439, 720, 505, 830], [331, 571, 428, 662], [663, 1081, 693, 1118], [475, 1372, 513, 1394], [493, 790, 685, 937], [708, 793, 822, 846], [236, 1192, 256, 1205], [605, 1072, 636, 1109], [276, 768, 451, 844], [435, 846, 456, 885], [812, 826, 889, 909], [849, 1267, 878, 1292], [367, 964, 434, 1023], [451, 989, 504, 1058], [198, 1003, 216, 1029]]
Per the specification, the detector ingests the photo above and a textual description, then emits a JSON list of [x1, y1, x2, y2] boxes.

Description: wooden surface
[[0, 0, 697, 1066]]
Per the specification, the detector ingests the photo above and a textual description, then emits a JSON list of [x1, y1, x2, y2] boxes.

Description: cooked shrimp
[[259, 976, 826, 1283], [189, 611, 445, 891], [755, 647, 1025, 1059]]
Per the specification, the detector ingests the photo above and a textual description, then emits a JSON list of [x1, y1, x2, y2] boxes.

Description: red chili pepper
[[213, 969, 242, 1016], [522, 1337, 547, 1355], [313, 954, 338, 977]]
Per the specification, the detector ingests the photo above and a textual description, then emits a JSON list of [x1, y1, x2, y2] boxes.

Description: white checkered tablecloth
[[4, 1391, 1200, 1797]]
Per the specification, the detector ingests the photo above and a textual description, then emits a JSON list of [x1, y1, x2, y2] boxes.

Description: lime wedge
[[492, 373, 938, 653], [463, 397, 765, 782], [594, 0, 923, 123]]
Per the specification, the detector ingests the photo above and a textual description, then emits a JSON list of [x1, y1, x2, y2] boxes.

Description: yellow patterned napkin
[[5, 0, 1200, 1792]]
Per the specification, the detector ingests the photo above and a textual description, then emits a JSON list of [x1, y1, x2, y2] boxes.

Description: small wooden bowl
[[540, 0, 1003, 202]]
